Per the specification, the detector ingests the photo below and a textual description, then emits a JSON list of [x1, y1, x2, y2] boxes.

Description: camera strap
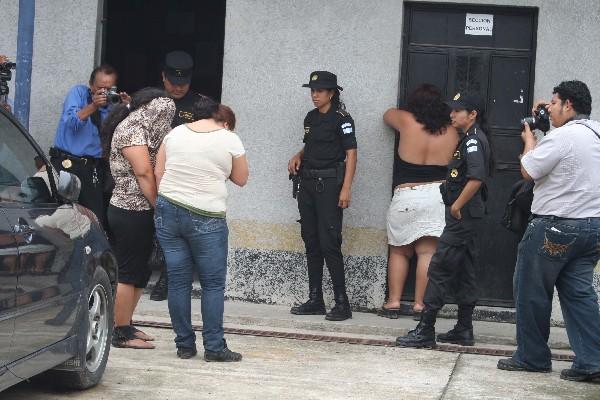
[[87, 89, 102, 130], [573, 121, 600, 141]]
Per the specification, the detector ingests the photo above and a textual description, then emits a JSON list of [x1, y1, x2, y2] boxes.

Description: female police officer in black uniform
[[287, 71, 358, 321], [396, 92, 493, 347]]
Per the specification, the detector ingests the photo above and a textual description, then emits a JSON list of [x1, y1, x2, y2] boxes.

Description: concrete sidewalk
[[133, 295, 573, 354], [7, 294, 598, 400]]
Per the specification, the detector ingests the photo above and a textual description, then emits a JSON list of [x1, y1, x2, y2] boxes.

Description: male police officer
[[150, 50, 199, 301], [497, 81, 600, 382]]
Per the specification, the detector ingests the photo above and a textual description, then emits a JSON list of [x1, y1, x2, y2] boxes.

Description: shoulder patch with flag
[[341, 122, 353, 135]]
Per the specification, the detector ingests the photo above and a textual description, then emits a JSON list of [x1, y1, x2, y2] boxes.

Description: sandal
[[131, 326, 155, 341], [377, 305, 401, 319], [112, 325, 155, 349]]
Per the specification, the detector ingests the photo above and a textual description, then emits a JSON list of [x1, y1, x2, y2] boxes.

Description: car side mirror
[[57, 170, 81, 202]]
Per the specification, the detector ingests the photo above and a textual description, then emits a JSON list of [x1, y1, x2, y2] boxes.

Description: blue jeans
[[512, 216, 600, 372], [154, 196, 228, 352]]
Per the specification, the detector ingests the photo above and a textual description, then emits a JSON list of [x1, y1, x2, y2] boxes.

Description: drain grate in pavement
[[132, 319, 574, 362]]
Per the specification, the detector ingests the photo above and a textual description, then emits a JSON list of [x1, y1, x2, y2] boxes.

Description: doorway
[[397, 3, 538, 306], [102, 0, 226, 100]]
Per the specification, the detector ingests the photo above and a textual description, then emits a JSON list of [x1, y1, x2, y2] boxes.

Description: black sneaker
[[497, 358, 551, 373], [560, 368, 600, 382], [204, 340, 242, 362], [177, 346, 197, 359]]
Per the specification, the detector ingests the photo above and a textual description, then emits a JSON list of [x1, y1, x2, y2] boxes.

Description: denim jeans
[[154, 196, 228, 352], [512, 216, 600, 372]]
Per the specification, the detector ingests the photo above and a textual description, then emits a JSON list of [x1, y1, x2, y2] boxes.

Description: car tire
[[48, 265, 114, 390]]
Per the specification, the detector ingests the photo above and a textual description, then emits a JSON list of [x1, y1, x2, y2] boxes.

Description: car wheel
[[50, 266, 114, 389]]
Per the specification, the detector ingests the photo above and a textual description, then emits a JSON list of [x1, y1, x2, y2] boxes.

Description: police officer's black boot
[[437, 305, 475, 346], [325, 290, 352, 321], [150, 271, 168, 301], [290, 286, 326, 315], [395, 308, 437, 348]]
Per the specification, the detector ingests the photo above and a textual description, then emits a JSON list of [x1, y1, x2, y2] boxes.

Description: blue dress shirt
[[53, 84, 109, 158]]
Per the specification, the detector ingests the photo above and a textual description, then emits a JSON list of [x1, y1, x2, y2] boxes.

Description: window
[[0, 115, 52, 204]]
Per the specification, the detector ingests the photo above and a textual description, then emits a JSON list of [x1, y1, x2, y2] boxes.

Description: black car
[[0, 107, 116, 392]]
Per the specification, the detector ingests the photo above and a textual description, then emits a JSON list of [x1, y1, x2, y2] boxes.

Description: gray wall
[[221, 0, 600, 315], [1, 0, 599, 317], [0, 0, 100, 152]]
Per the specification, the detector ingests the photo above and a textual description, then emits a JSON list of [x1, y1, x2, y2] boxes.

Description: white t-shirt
[[521, 119, 600, 218], [158, 125, 246, 215]]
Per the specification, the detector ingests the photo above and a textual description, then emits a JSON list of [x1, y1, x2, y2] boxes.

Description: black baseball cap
[[302, 71, 343, 91], [446, 91, 485, 113], [163, 51, 193, 85]]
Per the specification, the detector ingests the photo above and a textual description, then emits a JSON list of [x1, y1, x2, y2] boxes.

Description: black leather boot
[[325, 291, 352, 321], [150, 271, 168, 301], [437, 305, 475, 346], [395, 309, 437, 348], [290, 286, 326, 315]]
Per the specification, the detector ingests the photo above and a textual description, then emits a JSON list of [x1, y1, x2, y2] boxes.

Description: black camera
[[0, 61, 17, 97], [521, 104, 550, 133], [105, 86, 121, 105]]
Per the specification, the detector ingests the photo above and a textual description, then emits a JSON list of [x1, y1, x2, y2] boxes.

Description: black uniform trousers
[[423, 207, 481, 311], [297, 176, 346, 293], [50, 153, 110, 232]]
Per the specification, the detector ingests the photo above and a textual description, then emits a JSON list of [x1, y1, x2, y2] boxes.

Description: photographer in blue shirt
[[51, 64, 130, 230]]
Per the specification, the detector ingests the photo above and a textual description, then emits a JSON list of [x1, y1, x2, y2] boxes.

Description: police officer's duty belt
[[301, 168, 338, 179]]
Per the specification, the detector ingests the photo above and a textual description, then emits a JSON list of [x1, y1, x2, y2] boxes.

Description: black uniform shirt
[[446, 124, 490, 217], [302, 107, 357, 170], [171, 91, 199, 128]]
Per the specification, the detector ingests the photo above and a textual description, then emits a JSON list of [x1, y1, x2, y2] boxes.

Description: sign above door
[[465, 13, 494, 36]]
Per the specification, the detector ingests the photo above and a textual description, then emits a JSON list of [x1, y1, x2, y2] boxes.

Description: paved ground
[[3, 297, 600, 399]]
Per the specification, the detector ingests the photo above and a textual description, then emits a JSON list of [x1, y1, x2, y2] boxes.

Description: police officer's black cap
[[446, 92, 485, 113], [302, 71, 343, 91], [163, 51, 193, 85]]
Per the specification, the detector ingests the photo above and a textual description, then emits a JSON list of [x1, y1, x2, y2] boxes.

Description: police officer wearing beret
[[288, 71, 358, 321], [396, 92, 493, 347], [150, 50, 202, 301]]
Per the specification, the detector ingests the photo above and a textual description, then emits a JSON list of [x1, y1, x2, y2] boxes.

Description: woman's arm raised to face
[[383, 108, 405, 131], [229, 154, 249, 187]]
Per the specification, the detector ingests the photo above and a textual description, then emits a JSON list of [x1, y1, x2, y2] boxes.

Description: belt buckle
[[61, 159, 72, 169]]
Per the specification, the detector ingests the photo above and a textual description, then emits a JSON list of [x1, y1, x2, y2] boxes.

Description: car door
[[0, 209, 17, 367], [0, 111, 82, 361]]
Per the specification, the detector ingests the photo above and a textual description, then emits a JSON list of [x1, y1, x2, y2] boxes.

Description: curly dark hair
[[402, 84, 451, 134], [553, 80, 592, 115], [100, 87, 168, 158], [192, 94, 219, 120]]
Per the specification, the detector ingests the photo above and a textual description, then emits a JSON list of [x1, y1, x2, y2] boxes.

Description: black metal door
[[398, 3, 538, 306]]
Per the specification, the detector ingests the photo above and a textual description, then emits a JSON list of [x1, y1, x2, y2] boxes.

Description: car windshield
[[0, 112, 52, 203]]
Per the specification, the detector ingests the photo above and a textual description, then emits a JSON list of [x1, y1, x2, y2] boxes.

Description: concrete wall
[[0, 0, 100, 152], [221, 0, 404, 308], [1, 0, 599, 317], [221, 0, 600, 314]]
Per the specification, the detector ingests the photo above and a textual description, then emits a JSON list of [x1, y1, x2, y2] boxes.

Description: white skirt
[[386, 182, 446, 246]]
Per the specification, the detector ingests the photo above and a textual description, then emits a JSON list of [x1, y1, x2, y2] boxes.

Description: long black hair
[[331, 89, 346, 112], [100, 87, 168, 158], [467, 107, 495, 175], [402, 84, 451, 134]]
